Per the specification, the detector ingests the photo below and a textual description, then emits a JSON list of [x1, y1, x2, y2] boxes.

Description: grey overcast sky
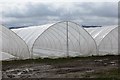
[[0, 2, 118, 27]]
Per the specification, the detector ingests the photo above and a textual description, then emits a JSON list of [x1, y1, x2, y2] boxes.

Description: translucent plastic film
[[85, 26, 118, 55], [12, 21, 97, 58], [0, 25, 30, 60], [32, 21, 97, 58]]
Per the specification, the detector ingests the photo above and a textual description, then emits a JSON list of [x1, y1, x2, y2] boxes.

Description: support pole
[[66, 21, 69, 57]]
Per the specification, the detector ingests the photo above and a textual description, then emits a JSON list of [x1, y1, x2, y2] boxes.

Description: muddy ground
[[2, 55, 120, 78]]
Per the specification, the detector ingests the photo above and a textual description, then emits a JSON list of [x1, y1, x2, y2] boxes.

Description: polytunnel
[[85, 26, 118, 55], [0, 52, 15, 60], [0, 25, 30, 60], [12, 21, 98, 58]]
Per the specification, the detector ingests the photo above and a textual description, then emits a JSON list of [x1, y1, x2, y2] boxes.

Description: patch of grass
[[2, 55, 119, 66], [82, 68, 120, 79], [2, 56, 85, 66]]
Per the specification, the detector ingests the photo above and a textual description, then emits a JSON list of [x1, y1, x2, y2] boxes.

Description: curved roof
[[85, 26, 118, 55], [12, 21, 98, 58], [12, 23, 54, 51], [98, 27, 118, 55], [85, 26, 117, 45], [0, 25, 30, 60]]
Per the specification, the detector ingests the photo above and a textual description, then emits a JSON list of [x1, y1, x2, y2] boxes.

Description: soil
[[2, 55, 120, 78]]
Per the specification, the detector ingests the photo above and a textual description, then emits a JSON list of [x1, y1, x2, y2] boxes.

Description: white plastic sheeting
[[0, 52, 15, 60], [12, 21, 97, 58], [0, 25, 30, 60], [85, 26, 118, 55], [12, 23, 54, 56]]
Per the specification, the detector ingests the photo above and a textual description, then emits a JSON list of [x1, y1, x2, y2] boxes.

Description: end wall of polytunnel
[[32, 21, 98, 58], [98, 27, 118, 55], [0, 25, 30, 60]]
